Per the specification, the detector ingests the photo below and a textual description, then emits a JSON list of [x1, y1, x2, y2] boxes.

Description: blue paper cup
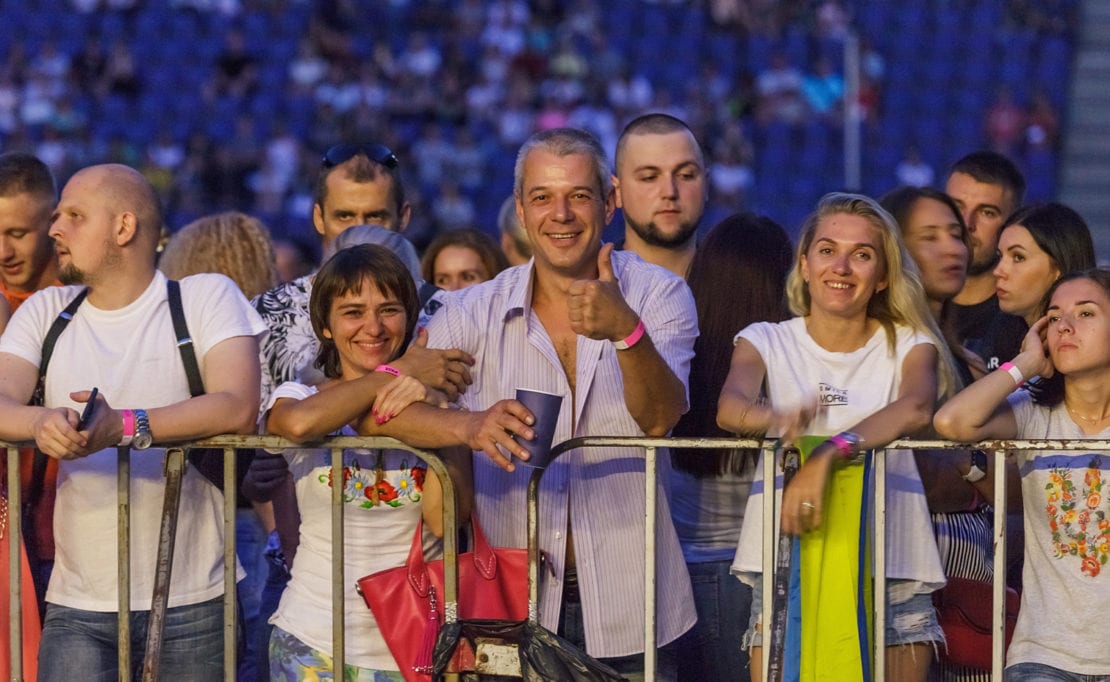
[[513, 388, 564, 468]]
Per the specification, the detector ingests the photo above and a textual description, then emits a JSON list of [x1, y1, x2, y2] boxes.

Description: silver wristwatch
[[132, 409, 153, 450]]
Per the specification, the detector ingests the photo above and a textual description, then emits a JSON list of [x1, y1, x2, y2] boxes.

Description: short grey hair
[[513, 127, 611, 198]]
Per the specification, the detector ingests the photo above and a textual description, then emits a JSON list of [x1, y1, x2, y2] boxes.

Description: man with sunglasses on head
[[245, 143, 473, 679], [253, 142, 472, 412], [312, 143, 412, 248]]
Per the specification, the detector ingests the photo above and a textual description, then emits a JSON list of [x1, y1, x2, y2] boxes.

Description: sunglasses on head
[[321, 143, 399, 169]]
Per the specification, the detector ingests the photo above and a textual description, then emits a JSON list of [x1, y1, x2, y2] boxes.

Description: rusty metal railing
[[4, 436, 1104, 680]]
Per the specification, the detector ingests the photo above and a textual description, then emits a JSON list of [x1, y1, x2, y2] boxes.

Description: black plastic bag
[[432, 619, 626, 681]]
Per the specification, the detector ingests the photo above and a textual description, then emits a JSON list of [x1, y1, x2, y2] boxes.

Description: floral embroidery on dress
[[318, 454, 425, 509], [1045, 456, 1110, 577]]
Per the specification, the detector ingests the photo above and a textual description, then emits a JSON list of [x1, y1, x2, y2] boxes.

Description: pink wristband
[[613, 319, 646, 351], [119, 409, 135, 447], [827, 431, 861, 460], [374, 364, 402, 377], [999, 361, 1024, 385]]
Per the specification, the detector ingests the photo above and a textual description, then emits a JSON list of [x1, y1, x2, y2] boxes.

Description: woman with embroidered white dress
[[935, 269, 1110, 680], [261, 244, 472, 681], [720, 193, 958, 682]]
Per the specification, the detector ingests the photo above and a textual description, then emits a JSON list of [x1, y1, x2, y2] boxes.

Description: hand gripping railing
[[3, 436, 1104, 681]]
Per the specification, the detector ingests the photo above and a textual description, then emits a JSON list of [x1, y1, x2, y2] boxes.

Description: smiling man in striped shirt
[[420, 127, 698, 679]]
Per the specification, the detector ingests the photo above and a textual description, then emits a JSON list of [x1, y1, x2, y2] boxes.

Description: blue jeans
[[236, 509, 271, 682], [557, 585, 678, 681], [664, 559, 751, 682], [255, 531, 292, 680], [37, 596, 224, 681], [1006, 663, 1110, 681]]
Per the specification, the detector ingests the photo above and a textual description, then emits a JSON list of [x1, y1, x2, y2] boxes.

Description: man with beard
[[0, 164, 265, 679], [613, 114, 708, 278], [945, 151, 1026, 368]]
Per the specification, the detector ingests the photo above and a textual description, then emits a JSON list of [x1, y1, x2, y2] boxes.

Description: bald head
[[51, 164, 167, 293], [73, 164, 163, 248]]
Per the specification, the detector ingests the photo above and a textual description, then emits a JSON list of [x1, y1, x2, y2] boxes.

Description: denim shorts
[[1004, 662, 1110, 681], [744, 576, 943, 648]]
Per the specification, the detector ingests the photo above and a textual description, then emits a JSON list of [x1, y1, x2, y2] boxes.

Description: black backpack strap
[[167, 279, 252, 493], [36, 289, 89, 397], [167, 279, 205, 398], [29, 288, 89, 508]]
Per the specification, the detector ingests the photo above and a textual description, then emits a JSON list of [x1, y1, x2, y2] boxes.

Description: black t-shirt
[[952, 295, 1027, 370]]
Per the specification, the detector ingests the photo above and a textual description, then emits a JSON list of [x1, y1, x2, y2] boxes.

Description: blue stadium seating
[[0, 0, 1076, 240]]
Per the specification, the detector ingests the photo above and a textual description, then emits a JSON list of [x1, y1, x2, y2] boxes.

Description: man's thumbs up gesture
[[568, 243, 640, 342]]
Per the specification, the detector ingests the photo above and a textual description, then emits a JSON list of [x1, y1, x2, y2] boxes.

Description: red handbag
[[932, 576, 1020, 670], [357, 514, 529, 682]]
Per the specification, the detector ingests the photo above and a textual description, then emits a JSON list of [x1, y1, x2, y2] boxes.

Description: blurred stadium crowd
[[0, 0, 1079, 255]]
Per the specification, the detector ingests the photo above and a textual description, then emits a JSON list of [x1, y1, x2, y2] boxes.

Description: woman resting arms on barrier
[[935, 269, 1110, 680], [719, 193, 958, 682], [256, 244, 475, 680]]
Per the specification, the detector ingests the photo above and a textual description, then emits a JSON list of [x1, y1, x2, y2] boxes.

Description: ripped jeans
[[744, 577, 944, 649]]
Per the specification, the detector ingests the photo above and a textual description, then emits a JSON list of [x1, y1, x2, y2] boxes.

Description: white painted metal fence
[[4, 435, 1094, 681]]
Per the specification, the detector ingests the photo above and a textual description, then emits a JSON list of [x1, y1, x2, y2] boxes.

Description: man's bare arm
[[358, 400, 535, 472], [568, 245, 688, 436], [612, 331, 688, 436], [146, 335, 262, 441]]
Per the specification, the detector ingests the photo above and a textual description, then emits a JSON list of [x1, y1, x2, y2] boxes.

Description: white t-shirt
[[265, 382, 435, 670], [0, 271, 266, 611], [1007, 390, 1110, 674], [730, 317, 945, 588]]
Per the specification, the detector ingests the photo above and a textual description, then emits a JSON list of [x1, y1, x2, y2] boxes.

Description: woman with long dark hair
[[978, 202, 1096, 369], [420, 228, 509, 292], [667, 213, 792, 682], [882, 186, 1016, 681]]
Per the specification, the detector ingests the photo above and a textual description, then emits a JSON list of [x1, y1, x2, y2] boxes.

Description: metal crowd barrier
[[2, 436, 457, 682], [3, 436, 1105, 681]]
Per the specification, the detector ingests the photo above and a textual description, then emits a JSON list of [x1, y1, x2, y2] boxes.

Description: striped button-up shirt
[[425, 250, 698, 657]]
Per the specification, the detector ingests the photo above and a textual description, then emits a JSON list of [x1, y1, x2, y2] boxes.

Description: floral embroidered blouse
[[1006, 389, 1110, 675], [266, 381, 437, 671]]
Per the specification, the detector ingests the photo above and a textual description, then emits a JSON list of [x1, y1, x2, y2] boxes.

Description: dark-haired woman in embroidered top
[[260, 243, 471, 680], [936, 269, 1110, 680]]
